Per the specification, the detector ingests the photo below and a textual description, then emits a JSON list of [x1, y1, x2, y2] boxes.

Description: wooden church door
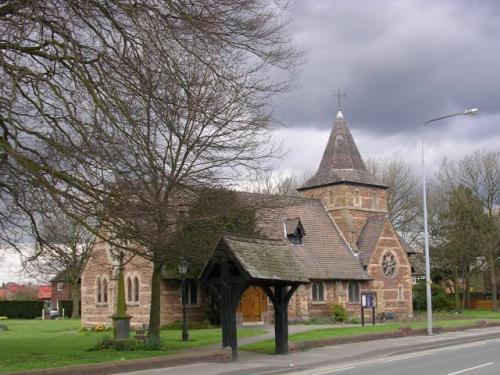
[[238, 286, 267, 322]]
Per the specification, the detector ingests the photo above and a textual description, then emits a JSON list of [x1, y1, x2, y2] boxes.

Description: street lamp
[[178, 258, 190, 342], [421, 108, 479, 336]]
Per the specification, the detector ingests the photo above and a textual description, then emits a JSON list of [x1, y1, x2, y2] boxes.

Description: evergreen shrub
[[0, 301, 44, 319]]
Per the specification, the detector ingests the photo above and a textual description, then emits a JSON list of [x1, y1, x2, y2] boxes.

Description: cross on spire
[[334, 87, 346, 110]]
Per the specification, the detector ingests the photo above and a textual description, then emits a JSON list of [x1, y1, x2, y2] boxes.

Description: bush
[[57, 300, 74, 317], [330, 303, 349, 322], [160, 320, 212, 330], [205, 289, 221, 326], [0, 301, 45, 319], [138, 336, 165, 351], [412, 282, 454, 311], [94, 337, 137, 351], [349, 317, 360, 324], [0, 316, 8, 320], [302, 317, 334, 325]]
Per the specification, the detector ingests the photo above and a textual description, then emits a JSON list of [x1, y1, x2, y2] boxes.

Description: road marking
[[381, 351, 432, 363], [446, 362, 494, 375], [446, 342, 486, 351], [308, 366, 355, 375]]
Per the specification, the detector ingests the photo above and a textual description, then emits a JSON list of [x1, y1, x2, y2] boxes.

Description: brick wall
[[51, 281, 72, 308], [366, 221, 413, 319], [81, 239, 208, 328]]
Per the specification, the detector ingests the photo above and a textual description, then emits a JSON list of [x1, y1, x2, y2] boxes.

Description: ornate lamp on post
[[178, 258, 190, 342], [421, 107, 478, 336]]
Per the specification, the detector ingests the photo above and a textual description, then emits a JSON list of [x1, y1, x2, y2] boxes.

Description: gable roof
[[215, 234, 309, 283], [254, 195, 368, 280], [356, 213, 388, 266], [299, 111, 386, 190]]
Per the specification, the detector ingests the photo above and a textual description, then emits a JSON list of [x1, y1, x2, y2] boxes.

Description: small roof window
[[285, 218, 305, 244]]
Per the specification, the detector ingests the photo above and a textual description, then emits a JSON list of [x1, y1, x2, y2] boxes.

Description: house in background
[[0, 282, 52, 307], [50, 273, 78, 313]]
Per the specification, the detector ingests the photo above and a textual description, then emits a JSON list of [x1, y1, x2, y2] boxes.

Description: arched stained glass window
[[96, 278, 102, 303], [134, 276, 140, 302], [127, 277, 132, 302], [102, 278, 108, 303]]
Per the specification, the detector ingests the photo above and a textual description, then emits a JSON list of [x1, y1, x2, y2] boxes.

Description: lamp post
[[421, 108, 478, 336], [178, 258, 190, 342]]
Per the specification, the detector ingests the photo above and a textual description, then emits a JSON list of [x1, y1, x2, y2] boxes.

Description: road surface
[[289, 338, 500, 375]]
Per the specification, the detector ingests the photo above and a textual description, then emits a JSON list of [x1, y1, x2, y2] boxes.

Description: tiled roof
[[299, 111, 386, 190], [218, 235, 309, 283], [37, 285, 52, 300], [400, 239, 418, 254], [356, 214, 388, 266], [409, 253, 425, 275], [253, 195, 368, 280]]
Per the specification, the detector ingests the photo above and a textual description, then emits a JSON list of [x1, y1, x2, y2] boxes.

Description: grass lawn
[[241, 309, 500, 354], [0, 320, 266, 373]]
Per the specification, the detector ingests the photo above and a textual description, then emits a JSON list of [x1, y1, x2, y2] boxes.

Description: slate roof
[[253, 195, 369, 280], [299, 111, 386, 190], [356, 213, 388, 266], [408, 253, 425, 275], [216, 235, 309, 283]]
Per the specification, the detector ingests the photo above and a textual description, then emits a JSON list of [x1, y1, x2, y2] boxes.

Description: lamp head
[[464, 108, 479, 116]]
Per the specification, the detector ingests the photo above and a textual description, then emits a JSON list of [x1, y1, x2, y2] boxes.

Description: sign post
[[361, 292, 376, 327]]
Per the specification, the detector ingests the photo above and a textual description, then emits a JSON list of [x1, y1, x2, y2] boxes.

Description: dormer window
[[285, 218, 305, 245]]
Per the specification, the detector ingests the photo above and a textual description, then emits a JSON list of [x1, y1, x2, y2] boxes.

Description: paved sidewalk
[[230, 323, 360, 347], [122, 326, 500, 375]]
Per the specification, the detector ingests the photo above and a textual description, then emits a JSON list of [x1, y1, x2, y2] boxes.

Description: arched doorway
[[238, 286, 267, 323]]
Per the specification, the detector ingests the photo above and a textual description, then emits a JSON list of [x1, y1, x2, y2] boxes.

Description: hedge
[[57, 300, 73, 317], [0, 300, 45, 319]]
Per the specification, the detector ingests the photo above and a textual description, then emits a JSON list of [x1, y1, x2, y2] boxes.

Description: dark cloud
[[275, 0, 500, 138]]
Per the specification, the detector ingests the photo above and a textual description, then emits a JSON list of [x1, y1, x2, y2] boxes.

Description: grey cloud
[[275, 0, 500, 138]]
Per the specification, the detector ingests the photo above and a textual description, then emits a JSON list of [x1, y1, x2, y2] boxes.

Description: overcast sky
[[2, 1, 500, 284], [271, 0, 500, 176]]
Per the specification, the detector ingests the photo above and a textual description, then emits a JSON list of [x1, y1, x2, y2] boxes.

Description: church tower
[[297, 110, 388, 251]]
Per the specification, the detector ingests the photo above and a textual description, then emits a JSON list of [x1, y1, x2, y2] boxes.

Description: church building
[[81, 109, 413, 327]]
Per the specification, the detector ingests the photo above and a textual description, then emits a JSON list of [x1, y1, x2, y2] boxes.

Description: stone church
[[81, 109, 413, 328]]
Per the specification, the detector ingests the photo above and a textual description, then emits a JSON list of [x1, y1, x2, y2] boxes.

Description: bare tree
[[248, 170, 314, 196], [25, 203, 96, 318], [438, 150, 500, 310], [366, 158, 421, 245], [1, 1, 298, 342], [0, 0, 298, 243]]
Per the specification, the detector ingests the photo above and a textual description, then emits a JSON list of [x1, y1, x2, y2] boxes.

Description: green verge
[[0, 320, 266, 373], [241, 316, 500, 355]]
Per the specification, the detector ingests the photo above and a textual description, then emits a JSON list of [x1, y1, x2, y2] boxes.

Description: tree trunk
[[71, 283, 81, 319], [464, 278, 471, 309], [453, 276, 460, 311], [489, 253, 498, 311], [148, 262, 162, 344]]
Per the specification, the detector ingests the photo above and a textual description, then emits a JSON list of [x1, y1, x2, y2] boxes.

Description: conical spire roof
[[299, 110, 386, 190]]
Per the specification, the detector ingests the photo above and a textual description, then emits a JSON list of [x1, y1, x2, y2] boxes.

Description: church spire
[[298, 110, 386, 190]]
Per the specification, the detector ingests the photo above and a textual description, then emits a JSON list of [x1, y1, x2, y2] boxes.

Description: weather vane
[[334, 87, 346, 110]]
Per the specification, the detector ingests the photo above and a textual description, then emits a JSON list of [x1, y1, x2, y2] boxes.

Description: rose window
[[382, 252, 397, 277]]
